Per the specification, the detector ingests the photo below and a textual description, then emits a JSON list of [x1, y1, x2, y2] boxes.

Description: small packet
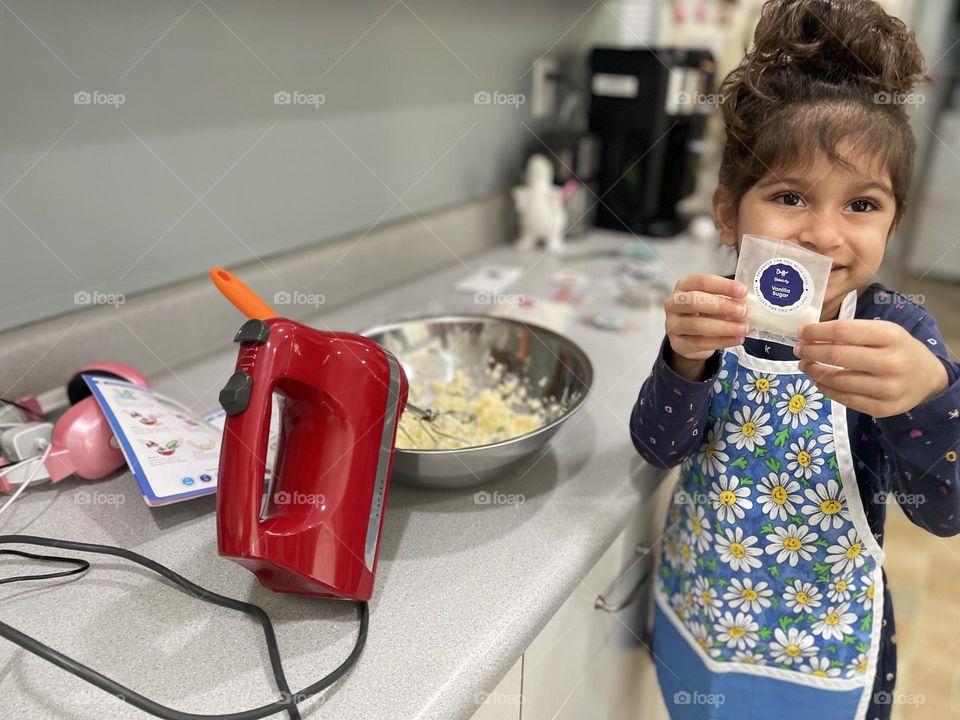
[[734, 234, 833, 347]]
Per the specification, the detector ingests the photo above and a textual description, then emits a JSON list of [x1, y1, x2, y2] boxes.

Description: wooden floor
[[885, 503, 960, 718]]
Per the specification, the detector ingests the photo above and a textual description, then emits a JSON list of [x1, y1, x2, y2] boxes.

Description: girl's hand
[[794, 319, 949, 418], [664, 275, 749, 379]]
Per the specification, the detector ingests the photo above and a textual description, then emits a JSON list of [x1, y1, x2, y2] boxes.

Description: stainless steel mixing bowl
[[360, 315, 593, 489]]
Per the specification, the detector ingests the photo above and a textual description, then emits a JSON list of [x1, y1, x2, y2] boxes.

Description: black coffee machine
[[589, 48, 715, 237]]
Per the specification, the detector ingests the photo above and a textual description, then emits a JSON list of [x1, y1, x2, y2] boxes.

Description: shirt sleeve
[[629, 335, 722, 468], [874, 310, 960, 537]]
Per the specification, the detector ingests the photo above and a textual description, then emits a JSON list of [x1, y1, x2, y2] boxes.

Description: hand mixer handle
[[216, 317, 284, 550], [210, 267, 276, 320]]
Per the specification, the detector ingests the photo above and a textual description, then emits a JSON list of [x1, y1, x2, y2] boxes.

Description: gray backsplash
[[0, 194, 512, 398], [1, 0, 605, 333]]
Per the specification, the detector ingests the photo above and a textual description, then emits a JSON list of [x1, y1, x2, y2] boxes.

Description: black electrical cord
[[0, 548, 89, 584], [0, 535, 369, 720]]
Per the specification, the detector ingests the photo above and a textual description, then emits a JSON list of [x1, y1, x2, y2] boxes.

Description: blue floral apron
[[653, 290, 885, 720]]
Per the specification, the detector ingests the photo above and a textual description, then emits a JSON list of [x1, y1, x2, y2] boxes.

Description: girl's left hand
[[794, 319, 949, 418]]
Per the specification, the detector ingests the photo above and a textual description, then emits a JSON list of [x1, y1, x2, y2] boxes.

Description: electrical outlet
[[531, 56, 558, 119]]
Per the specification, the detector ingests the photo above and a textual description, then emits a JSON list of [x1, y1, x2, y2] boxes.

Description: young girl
[[630, 1, 959, 718]]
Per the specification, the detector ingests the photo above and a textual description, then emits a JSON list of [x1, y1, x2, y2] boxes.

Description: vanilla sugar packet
[[734, 234, 833, 347]]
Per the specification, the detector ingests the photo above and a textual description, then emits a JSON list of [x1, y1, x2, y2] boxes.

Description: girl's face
[[715, 142, 898, 321]]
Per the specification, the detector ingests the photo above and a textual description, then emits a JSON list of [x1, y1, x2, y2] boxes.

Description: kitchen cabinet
[[469, 657, 523, 720], [550, 627, 662, 720], [469, 471, 675, 720]]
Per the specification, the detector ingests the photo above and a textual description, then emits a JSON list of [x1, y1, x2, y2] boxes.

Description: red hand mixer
[[210, 268, 408, 600], [0, 270, 407, 719]]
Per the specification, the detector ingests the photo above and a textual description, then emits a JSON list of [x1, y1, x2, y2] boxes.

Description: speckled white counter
[[0, 230, 731, 719]]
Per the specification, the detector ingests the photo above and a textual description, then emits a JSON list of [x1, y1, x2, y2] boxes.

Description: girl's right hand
[[664, 275, 749, 374]]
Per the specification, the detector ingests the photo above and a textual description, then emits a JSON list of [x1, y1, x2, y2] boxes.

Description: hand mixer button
[[233, 319, 271, 344], [219, 371, 253, 416]]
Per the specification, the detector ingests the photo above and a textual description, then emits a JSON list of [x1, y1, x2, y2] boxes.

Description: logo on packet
[[753, 257, 814, 315]]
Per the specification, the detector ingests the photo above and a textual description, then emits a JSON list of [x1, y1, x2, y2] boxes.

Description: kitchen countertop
[[0, 230, 732, 720]]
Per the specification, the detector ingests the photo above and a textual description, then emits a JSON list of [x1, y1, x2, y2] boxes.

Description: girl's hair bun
[[745, 0, 925, 99], [716, 0, 928, 235]]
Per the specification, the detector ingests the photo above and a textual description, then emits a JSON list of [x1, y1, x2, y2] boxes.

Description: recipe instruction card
[[84, 374, 279, 507]]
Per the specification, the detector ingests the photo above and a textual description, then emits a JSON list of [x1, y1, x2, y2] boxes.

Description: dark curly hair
[[717, 0, 928, 235]]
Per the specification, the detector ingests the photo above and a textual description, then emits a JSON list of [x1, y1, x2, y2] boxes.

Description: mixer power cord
[[0, 535, 368, 720]]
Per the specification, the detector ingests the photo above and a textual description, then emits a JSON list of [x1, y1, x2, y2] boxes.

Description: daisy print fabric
[[659, 351, 879, 678]]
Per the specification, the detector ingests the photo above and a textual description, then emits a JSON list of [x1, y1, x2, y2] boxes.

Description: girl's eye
[[847, 198, 880, 213], [773, 192, 805, 207]]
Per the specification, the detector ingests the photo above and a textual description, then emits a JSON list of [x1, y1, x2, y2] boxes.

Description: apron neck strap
[[837, 288, 859, 321]]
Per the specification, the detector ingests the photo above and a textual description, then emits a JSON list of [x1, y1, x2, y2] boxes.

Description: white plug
[[531, 56, 559, 119], [0, 403, 26, 427], [0, 422, 54, 461]]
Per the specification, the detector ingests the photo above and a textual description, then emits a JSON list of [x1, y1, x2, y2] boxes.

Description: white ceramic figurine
[[512, 154, 567, 253]]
